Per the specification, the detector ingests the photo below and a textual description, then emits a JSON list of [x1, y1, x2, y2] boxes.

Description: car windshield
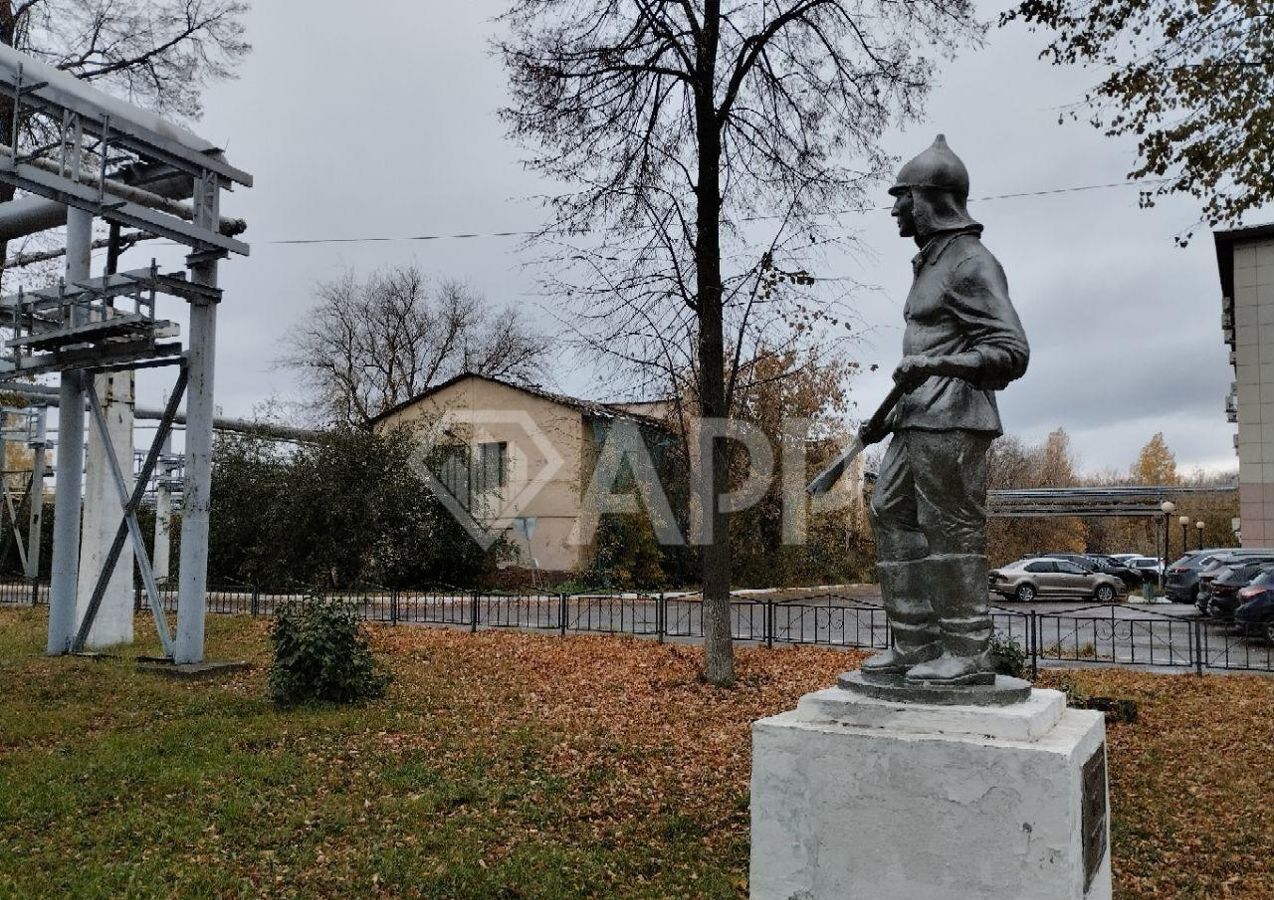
[[1223, 565, 1262, 582], [1249, 571, 1274, 588], [1224, 557, 1274, 574]]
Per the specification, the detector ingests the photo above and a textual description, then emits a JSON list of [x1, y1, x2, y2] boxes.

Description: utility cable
[[252, 176, 1172, 247]]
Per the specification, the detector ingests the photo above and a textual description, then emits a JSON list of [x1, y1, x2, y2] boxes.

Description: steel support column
[[26, 405, 46, 581], [174, 256, 218, 664], [46, 207, 89, 654]]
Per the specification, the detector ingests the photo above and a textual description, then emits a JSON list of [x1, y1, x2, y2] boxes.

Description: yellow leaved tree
[[1131, 433, 1179, 486]]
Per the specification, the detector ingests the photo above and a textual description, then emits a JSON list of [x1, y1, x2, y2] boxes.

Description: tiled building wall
[[1233, 238, 1274, 545]]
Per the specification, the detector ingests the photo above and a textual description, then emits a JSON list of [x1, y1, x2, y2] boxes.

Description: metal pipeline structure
[[0, 155, 247, 243], [988, 485, 1237, 518], [0, 381, 317, 443], [0, 43, 253, 663]]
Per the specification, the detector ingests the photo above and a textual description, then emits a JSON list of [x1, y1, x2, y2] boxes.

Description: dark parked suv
[[1168, 549, 1274, 603], [1166, 550, 1225, 602], [1191, 552, 1274, 612], [1204, 562, 1274, 620], [1235, 574, 1274, 641]]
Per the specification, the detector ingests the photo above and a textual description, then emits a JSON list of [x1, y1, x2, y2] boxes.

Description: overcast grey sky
[[109, 0, 1261, 476]]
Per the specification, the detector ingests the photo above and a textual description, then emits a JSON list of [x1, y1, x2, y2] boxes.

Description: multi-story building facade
[[1216, 223, 1274, 545]]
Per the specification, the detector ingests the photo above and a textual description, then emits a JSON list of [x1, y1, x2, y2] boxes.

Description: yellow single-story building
[[372, 373, 670, 572]]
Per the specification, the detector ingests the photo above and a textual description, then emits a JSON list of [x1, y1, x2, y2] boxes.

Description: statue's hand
[[859, 419, 889, 446], [892, 354, 932, 390]]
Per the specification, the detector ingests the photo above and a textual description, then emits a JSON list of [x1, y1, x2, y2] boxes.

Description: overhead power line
[[253, 177, 1172, 248], [268, 230, 535, 246]]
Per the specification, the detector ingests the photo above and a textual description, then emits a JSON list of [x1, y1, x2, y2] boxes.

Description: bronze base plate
[[839, 670, 1033, 706]]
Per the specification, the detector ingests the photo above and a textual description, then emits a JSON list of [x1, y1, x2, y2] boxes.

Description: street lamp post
[[1196, 520, 1205, 550], [1160, 500, 1177, 592], [1179, 515, 1190, 559]]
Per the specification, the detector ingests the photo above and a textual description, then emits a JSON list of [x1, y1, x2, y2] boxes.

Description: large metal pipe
[[4, 233, 156, 270], [0, 195, 78, 242], [140, 407, 317, 442], [0, 382, 318, 442], [46, 208, 89, 654], [0, 163, 235, 260], [0, 145, 247, 242], [0, 165, 192, 243]]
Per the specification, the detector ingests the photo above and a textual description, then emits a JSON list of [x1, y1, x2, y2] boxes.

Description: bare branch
[[281, 266, 553, 428]]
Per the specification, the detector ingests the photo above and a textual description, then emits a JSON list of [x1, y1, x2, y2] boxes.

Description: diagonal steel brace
[[0, 470, 29, 574], [72, 367, 187, 654]]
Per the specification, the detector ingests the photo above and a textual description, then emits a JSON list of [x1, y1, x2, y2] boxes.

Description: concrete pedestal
[[751, 680, 1110, 900], [74, 370, 135, 649]]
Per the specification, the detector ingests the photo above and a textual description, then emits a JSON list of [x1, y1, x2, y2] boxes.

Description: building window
[[435, 444, 471, 508], [476, 441, 507, 494]]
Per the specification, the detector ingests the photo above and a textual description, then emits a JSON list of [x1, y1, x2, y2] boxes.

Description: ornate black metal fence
[[2, 579, 1270, 675]]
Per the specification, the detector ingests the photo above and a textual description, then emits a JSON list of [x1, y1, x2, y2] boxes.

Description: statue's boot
[[905, 554, 994, 685], [862, 559, 941, 676]]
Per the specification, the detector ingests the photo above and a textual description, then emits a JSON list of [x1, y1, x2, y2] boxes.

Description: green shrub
[[586, 512, 668, 590], [988, 634, 1027, 678], [268, 596, 391, 706]]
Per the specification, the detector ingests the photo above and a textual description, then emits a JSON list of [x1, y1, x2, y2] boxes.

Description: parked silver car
[[990, 557, 1127, 603], [1125, 556, 1163, 577]]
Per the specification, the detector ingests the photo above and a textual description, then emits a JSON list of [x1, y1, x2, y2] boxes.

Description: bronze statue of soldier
[[860, 135, 1029, 686]]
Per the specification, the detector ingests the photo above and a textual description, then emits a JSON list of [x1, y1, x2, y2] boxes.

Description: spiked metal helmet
[[889, 134, 970, 200]]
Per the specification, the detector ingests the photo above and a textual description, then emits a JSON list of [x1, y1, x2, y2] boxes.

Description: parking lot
[[821, 586, 1271, 673]]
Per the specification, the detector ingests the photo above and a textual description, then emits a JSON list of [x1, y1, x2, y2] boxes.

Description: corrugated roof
[[369, 372, 670, 430]]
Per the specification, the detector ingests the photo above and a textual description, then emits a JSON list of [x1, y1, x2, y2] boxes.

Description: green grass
[[2, 607, 1272, 899], [0, 609, 739, 899]]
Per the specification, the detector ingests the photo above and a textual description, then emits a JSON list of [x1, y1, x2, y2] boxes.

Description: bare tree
[[498, 0, 981, 685], [284, 265, 552, 427], [2, 0, 248, 118], [0, 0, 250, 272]]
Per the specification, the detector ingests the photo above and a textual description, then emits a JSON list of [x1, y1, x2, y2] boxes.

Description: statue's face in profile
[[891, 189, 916, 238]]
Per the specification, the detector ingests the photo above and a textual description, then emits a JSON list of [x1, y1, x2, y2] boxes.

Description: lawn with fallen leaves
[[0, 606, 1270, 898]]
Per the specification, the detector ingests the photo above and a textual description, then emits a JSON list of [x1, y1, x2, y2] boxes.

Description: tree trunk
[[695, 4, 734, 687]]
